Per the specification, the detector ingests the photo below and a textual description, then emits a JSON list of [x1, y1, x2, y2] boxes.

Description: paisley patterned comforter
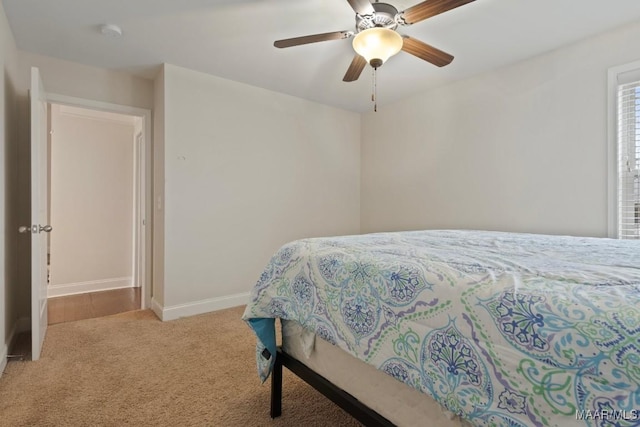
[[242, 230, 640, 426]]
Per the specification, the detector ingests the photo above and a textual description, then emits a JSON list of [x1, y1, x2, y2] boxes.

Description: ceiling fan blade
[[274, 31, 352, 48], [399, 0, 475, 25], [402, 36, 454, 67], [346, 0, 375, 15], [343, 54, 367, 82]]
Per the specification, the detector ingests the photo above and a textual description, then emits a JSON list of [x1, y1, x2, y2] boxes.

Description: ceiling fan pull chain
[[371, 67, 375, 102], [372, 67, 378, 112]]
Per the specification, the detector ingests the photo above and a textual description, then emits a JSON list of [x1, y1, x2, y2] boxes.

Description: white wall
[[361, 20, 640, 238], [0, 1, 19, 374], [155, 63, 360, 318], [49, 105, 134, 296]]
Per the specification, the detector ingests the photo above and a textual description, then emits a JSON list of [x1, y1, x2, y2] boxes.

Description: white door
[[29, 66, 50, 360]]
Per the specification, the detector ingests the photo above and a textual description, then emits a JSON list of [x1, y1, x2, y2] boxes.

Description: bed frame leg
[[270, 353, 283, 419]]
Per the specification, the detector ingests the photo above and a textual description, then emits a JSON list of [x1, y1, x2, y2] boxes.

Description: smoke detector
[[100, 24, 123, 37]]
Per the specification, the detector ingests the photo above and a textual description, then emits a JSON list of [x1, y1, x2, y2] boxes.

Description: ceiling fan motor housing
[[356, 2, 399, 32]]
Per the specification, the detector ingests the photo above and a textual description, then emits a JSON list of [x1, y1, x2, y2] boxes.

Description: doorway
[[44, 96, 151, 323]]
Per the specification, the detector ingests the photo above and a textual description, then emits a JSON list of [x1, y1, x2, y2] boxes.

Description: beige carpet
[[0, 307, 361, 426]]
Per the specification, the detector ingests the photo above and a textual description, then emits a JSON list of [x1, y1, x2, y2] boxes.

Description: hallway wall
[[49, 105, 135, 296]]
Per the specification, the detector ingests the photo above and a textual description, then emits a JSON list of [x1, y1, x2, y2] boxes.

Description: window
[[609, 62, 640, 239], [617, 80, 640, 239]]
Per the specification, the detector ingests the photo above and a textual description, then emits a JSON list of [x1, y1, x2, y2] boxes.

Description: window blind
[[617, 80, 640, 239]]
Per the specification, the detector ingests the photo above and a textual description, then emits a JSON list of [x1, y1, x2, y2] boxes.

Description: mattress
[[282, 319, 470, 427]]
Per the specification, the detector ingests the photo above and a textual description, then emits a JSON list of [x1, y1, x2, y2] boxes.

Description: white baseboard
[[48, 277, 133, 298], [150, 297, 164, 320], [153, 292, 250, 322], [2, 317, 30, 375]]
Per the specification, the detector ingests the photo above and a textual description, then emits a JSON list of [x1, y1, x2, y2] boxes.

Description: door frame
[[47, 93, 153, 309], [133, 130, 146, 296]]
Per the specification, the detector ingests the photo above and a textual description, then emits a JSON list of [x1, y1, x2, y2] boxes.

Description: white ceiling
[[4, 0, 640, 112]]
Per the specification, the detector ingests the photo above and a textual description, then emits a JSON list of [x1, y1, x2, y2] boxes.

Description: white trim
[[46, 93, 150, 117], [152, 293, 250, 322], [607, 59, 640, 238], [151, 297, 164, 320], [46, 93, 152, 309], [132, 131, 145, 299], [47, 277, 133, 298], [142, 111, 152, 310], [608, 66, 618, 238], [58, 104, 136, 125]]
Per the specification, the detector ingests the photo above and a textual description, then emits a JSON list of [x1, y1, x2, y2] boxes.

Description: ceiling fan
[[274, 0, 476, 82]]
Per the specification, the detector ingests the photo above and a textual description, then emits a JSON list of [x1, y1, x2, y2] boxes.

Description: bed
[[242, 230, 640, 426]]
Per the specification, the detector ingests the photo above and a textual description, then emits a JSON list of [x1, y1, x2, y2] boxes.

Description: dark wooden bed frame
[[270, 347, 395, 426]]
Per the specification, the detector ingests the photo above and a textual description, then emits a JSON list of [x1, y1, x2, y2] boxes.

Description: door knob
[[18, 226, 32, 233], [18, 225, 52, 233]]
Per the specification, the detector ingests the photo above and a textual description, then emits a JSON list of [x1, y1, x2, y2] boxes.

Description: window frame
[[607, 60, 640, 238]]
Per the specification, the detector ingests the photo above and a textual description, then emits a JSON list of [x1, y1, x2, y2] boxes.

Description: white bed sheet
[[282, 320, 471, 427]]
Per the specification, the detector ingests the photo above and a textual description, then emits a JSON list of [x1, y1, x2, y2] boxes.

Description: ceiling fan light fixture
[[352, 27, 403, 68]]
